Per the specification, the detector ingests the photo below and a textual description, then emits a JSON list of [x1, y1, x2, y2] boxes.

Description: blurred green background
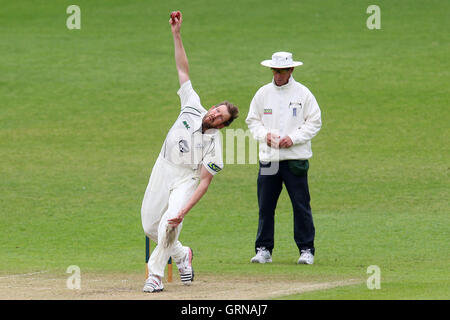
[[0, 0, 448, 299]]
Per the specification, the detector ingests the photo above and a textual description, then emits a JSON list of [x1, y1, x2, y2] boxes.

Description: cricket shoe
[[176, 247, 194, 285], [250, 247, 272, 263], [297, 249, 314, 265], [143, 275, 164, 293]]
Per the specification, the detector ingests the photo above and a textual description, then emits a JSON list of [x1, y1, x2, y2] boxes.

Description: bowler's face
[[272, 68, 293, 86], [202, 105, 231, 130]]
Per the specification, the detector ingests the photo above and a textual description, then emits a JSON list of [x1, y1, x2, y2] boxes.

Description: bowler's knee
[[142, 222, 158, 242]]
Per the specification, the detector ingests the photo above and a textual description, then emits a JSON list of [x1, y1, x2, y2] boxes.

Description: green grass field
[[1, 0, 449, 299]]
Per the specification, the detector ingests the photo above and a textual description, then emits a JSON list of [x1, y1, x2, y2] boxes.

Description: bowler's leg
[[141, 159, 169, 242], [148, 178, 198, 278]]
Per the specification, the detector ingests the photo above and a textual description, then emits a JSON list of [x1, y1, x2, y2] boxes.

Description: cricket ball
[[170, 11, 180, 22]]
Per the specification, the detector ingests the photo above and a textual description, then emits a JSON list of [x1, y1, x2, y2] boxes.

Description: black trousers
[[255, 160, 315, 255]]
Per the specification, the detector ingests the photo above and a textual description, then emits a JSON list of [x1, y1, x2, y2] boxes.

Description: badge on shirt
[[208, 162, 222, 172], [289, 102, 302, 117], [264, 108, 272, 115], [182, 120, 191, 129], [178, 139, 190, 153]]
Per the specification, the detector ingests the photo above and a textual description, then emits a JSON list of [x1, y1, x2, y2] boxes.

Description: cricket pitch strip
[[0, 271, 361, 300]]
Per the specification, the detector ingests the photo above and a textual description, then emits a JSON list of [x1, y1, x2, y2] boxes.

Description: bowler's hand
[[169, 11, 182, 33], [168, 209, 186, 228], [279, 136, 293, 148], [266, 133, 280, 148]]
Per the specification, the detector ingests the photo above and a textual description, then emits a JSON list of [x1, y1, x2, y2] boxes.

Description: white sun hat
[[261, 51, 303, 68]]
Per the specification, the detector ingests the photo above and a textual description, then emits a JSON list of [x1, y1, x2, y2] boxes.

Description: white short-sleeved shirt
[[160, 81, 224, 176]]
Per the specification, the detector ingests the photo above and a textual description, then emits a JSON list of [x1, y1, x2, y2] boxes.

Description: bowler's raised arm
[[170, 11, 190, 87]]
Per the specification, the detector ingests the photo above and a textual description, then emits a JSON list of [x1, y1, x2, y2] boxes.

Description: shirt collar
[[201, 126, 219, 139], [192, 111, 207, 133]]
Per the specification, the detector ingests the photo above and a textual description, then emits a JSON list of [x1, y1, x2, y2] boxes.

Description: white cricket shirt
[[246, 76, 322, 162], [160, 80, 224, 176]]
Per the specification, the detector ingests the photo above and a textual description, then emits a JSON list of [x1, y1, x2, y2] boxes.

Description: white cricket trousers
[[141, 155, 199, 278]]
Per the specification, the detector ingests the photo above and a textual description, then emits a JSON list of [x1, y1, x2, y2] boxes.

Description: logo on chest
[[289, 102, 302, 117], [178, 139, 190, 153], [182, 120, 191, 129], [264, 108, 272, 115]]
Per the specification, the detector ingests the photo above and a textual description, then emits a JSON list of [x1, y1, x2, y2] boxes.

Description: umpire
[[246, 52, 322, 265]]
